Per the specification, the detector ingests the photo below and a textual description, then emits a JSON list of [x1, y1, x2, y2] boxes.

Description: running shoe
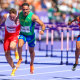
[[30, 62, 34, 74], [11, 68, 17, 76], [16, 59, 23, 68], [72, 63, 78, 71]]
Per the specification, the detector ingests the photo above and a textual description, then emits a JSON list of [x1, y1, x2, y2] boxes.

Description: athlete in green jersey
[[14, 3, 45, 75]]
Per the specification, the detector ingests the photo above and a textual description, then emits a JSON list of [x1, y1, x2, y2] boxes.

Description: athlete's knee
[[18, 43, 23, 48], [10, 45, 16, 50], [29, 50, 34, 54]]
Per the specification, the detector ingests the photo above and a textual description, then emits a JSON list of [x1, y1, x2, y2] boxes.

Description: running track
[[0, 41, 80, 80]]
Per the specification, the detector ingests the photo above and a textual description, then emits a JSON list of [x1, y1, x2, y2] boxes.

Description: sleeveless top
[[19, 11, 35, 35], [5, 13, 20, 36]]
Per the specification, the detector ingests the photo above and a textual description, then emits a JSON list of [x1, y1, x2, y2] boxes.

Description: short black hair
[[22, 3, 29, 7], [9, 8, 17, 14]]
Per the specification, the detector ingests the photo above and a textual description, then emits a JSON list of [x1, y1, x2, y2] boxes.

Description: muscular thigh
[[76, 41, 80, 49], [18, 34, 27, 47], [4, 38, 10, 51]]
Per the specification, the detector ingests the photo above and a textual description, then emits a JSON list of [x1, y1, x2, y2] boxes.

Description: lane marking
[[0, 68, 80, 79], [0, 65, 66, 73]]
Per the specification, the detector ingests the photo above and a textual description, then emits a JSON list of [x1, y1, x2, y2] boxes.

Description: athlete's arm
[[0, 14, 7, 25], [32, 14, 45, 31], [68, 17, 77, 26]]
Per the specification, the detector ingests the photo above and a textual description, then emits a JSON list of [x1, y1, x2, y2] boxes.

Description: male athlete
[[15, 3, 45, 74], [0, 8, 20, 76], [68, 16, 80, 71]]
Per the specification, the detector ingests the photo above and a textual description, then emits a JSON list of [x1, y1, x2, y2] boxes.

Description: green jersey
[[19, 11, 35, 35]]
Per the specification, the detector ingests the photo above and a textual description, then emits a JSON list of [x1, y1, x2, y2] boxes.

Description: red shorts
[[3, 35, 18, 51]]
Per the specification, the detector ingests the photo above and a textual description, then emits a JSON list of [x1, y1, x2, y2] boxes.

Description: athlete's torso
[[5, 13, 20, 36], [19, 11, 35, 35]]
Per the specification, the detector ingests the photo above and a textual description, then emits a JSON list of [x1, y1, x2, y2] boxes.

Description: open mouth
[[24, 12, 27, 14]]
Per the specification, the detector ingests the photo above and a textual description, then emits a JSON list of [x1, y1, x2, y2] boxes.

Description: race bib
[[6, 26, 16, 33], [21, 26, 30, 33]]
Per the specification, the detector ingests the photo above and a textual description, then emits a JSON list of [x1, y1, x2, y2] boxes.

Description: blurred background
[[0, 0, 80, 43]]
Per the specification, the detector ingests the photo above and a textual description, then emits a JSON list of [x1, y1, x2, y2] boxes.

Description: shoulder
[[3, 14, 7, 19], [32, 14, 39, 19], [32, 14, 40, 22]]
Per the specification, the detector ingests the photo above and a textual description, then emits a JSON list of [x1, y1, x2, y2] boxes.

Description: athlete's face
[[9, 13, 17, 21], [22, 6, 29, 16]]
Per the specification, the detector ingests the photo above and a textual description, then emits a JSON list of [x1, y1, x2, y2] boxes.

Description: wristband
[[41, 30, 44, 32]]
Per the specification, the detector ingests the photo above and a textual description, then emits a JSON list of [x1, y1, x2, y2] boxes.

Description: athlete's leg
[[10, 40, 19, 76], [75, 41, 80, 64], [4, 36, 18, 76], [16, 39, 24, 68], [29, 47, 35, 74], [18, 39, 24, 60], [10, 41, 19, 59], [29, 47, 35, 66], [72, 41, 80, 71], [5, 50, 15, 68], [28, 33, 35, 74], [4, 37, 15, 68]]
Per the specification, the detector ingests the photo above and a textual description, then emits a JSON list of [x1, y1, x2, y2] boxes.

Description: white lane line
[[0, 68, 80, 79], [0, 65, 66, 73]]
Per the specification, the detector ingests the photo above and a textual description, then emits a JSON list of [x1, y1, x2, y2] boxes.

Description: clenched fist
[[39, 30, 44, 35]]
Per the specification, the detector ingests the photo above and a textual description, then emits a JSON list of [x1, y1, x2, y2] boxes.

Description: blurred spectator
[[33, 0, 42, 11], [69, 13, 74, 22], [18, 0, 24, 6], [41, 0, 47, 10], [45, 0, 52, 9], [58, 2, 68, 13], [56, 13, 69, 24], [72, 0, 78, 8], [52, 0, 58, 5]]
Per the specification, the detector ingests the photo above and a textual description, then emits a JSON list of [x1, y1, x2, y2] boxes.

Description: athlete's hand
[[39, 30, 44, 35], [68, 21, 72, 26]]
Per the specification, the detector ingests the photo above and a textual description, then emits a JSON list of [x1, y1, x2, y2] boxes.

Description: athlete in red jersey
[[68, 16, 80, 71], [0, 8, 20, 76]]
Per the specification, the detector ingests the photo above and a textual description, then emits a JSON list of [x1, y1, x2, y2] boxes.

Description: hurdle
[[0, 23, 79, 65], [34, 24, 80, 65]]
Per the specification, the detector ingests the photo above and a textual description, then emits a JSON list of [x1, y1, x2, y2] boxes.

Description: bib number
[[6, 26, 16, 33], [21, 26, 30, 33]]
